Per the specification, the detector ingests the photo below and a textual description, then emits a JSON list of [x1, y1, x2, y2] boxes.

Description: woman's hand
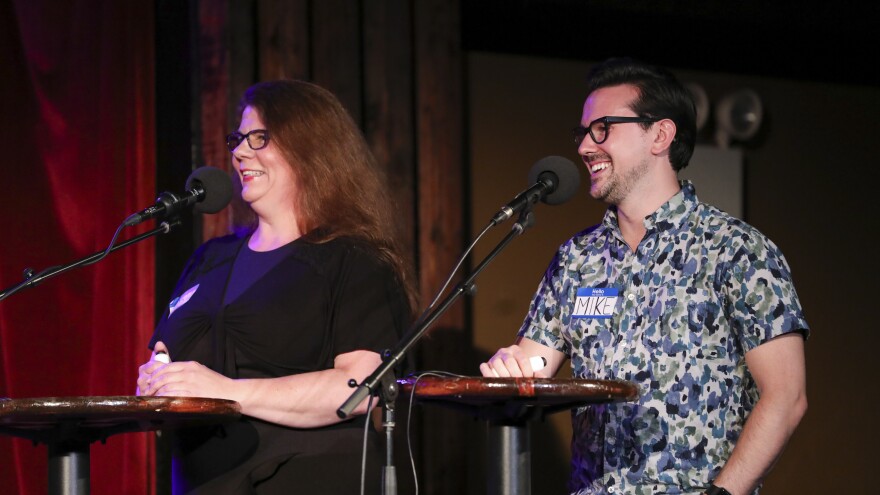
[[141, 360, 236, 400], [136, 341, 170, 396]]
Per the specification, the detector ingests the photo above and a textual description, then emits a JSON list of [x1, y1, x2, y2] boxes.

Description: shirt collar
[[601, 180, 699, 234]]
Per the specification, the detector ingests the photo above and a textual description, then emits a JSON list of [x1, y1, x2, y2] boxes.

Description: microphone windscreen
[[186, 166, 234, 213], [527, 156, 580, 205]]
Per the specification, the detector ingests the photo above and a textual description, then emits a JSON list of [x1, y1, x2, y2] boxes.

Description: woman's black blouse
[[149, 234, 410, 494]]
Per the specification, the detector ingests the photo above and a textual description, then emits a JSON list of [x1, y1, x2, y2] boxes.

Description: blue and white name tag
[[572, 287, 618, 319], [168, 284, 199, 316]]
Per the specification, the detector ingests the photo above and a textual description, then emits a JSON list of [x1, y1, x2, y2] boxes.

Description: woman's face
[[230, 106, 298, 214]]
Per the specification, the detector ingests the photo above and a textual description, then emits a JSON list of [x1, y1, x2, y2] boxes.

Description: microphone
[[491, 156, 580, 226], [124, 166, 234, 227]]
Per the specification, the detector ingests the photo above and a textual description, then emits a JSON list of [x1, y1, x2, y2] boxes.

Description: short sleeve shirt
[[518, 182, 809, 495]]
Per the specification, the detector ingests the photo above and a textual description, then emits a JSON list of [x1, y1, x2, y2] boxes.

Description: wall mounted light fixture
[[714, 89, 763, 148], [685, 84, 764, 149]]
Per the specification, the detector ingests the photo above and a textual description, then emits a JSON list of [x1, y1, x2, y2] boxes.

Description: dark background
[[464, 0, 878, 87]]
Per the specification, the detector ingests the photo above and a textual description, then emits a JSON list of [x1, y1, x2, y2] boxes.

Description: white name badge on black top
[[168, 284, 199, 316]]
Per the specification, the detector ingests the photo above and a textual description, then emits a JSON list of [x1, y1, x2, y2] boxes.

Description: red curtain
[[0, 0, 156, 493]]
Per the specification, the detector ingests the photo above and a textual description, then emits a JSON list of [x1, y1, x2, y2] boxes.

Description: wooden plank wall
[[193, 0, 475, 492]]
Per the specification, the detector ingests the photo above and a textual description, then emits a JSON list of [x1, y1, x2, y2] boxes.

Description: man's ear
[[651, 119, 677, 155]]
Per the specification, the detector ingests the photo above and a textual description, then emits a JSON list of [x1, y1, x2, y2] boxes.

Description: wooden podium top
[[0, 396, 241, 445], [398, 376, 639, 421]]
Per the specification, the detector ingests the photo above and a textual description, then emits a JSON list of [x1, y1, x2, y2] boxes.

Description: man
[[480, 59, 808, 495]]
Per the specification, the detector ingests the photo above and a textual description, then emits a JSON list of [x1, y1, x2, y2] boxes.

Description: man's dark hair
[[585, 58, 697, 171]]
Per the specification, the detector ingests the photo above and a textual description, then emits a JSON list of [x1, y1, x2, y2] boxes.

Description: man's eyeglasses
[[572, 116, 661, 145], [226, 129, 270, 152]]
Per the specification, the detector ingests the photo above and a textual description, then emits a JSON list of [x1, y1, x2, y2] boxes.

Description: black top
[[222, 239, 298, 305], [150, 234, 410, 494]]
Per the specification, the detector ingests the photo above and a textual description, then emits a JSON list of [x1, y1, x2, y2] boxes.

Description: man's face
[[577, 85, 654, 205]]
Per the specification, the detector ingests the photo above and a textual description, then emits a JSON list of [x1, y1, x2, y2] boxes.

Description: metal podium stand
[[0, 396, 241, 495], [399, 376, 638, 495]]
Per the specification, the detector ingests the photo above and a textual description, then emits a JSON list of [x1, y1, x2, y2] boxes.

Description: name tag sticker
[[168, 284, 199, 316], [572, 287, 618, 319]]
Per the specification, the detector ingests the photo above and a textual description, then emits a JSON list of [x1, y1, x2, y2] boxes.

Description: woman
[[136, 80, 416, 494]]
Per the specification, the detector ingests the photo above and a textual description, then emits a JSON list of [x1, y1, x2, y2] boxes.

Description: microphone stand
[[0, 220, 181, 302], [338, 208, 537, 495], [378, 370, 399, 495]]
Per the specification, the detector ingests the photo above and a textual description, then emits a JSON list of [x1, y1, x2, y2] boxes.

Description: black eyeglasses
[[572, 116, 661, 145], [225, 129, 270, 152]]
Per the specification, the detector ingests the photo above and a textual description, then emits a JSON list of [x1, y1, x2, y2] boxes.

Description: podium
[[399, 376, 638, 495], [0, 396, 241, 495]]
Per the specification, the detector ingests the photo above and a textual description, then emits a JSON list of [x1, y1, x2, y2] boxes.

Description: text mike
[[491, 156, 581, 226], [124, 166, 234, 227]]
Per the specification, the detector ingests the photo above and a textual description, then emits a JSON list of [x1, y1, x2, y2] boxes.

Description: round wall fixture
[[715, 89, 763, 148], [685, 82, 710, 132]]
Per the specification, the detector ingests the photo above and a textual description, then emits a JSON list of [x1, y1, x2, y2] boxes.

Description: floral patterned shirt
[[519, 182, 809, 495]]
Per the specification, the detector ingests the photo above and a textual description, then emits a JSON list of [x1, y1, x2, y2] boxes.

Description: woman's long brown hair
[[235, 80, 418, 312]]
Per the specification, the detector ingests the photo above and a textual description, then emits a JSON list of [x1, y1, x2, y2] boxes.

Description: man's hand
[[479, 337, 565, 378]]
